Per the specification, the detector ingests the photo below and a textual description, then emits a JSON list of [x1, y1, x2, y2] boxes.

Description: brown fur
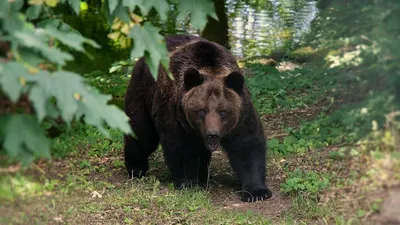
[[123, 34, 272, 202]]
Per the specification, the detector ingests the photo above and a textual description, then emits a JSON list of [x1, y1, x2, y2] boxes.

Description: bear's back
[[165, 34, 207, 52], [165, 35, 239, 81]]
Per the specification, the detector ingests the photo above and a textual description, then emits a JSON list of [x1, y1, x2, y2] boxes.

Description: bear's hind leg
[[124, 105, 159, 179]]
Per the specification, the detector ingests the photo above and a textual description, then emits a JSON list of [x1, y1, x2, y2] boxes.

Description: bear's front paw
[[174, 179, 202, 190], [126, 167, 147, 179], [241, 188, 272, 202]]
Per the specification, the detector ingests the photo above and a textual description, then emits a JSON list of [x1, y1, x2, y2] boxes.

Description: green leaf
[[0, 62, 31, 103], [43, 25, 100, 52], [3, 13, 25, 34], [36, 18, 61, 29], [0, 66, 55, 122], [1, 114, 51, 166], [122, 0, 138, 12], [0, 1, 9, 19], [103, 0, 114, 26], [28, 70, 132, 136], [26, 5, 43, 20], [177, 0, 217, 31], [128, 22, 169, 79], [122, 0, 168, 20], [75, 90, 132, 137], [45, 71, 82, 123], [9, 0, 24, 12], [268, 138, 280, 148], [151, 0, 168, 21], [13, 29, 73, 66], [109, 65, 122, 73], [18, 48, 46, 66], [357, 209, 366, 218], [136, 1, 155, 15], [114, 2, 131, 23], [108, 0, 119, 15], [29, 86, 47, 122], [68, 0, 80, 15]]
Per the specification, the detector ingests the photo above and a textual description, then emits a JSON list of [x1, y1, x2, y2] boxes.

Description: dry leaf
[[91, 191, 102, 198]]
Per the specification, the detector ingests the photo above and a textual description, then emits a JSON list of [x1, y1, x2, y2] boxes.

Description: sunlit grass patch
[[0, 174, 43, 202], [51, 124, 124, 158], [285, 194, 332, 220]]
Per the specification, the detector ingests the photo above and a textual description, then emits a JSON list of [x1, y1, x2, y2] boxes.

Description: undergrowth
[[280, 169, 330, 197], [247, 61, 394, 155]]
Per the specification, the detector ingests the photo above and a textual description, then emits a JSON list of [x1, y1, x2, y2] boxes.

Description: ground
[[1, 60, 399, 225]]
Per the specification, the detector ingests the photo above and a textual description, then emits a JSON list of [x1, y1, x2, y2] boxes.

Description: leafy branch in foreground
[[106, 0, 217, 79], [0, 0, 217, 166]]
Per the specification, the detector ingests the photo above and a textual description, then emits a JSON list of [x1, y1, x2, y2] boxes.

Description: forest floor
[[1, 60, 400, 225]]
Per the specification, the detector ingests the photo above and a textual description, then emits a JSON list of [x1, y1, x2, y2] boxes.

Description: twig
[[268, 133, 288, 139], [360, 35, 374, 44], [0, 164, 20, 173], [205, 159, 212, 192], [32, 163, 46, 175], [386, 111, 400, 151]]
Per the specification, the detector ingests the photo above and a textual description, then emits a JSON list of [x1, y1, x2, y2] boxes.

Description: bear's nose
[[206, 132, 220, 140]]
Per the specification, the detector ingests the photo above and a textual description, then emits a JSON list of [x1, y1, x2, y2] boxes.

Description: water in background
[[158, 0, 318, 59]]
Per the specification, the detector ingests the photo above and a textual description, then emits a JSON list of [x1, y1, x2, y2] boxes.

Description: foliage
[[248, 55, 394, 156], [248, 0, 400, 158], [248, 8, 397, 153], [109, 58, 136, 75], [127, 22, 170, 79], [308, 0, 400, 105], [245, 63, 334, 114], [0, 0, 216, 166], [281, 169, 330, 197]]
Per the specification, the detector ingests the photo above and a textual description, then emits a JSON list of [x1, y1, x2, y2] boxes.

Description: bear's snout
[[207, 133, 219, 139]]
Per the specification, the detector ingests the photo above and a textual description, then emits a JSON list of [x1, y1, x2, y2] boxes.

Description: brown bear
[[123, 34, 272, 202]]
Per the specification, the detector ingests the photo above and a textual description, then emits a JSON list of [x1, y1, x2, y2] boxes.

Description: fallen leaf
[[91, 191, 102, 198], [53, 216, 63, 222]]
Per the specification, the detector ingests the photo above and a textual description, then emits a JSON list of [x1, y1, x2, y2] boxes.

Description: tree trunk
[[201, 0, 230, 49]]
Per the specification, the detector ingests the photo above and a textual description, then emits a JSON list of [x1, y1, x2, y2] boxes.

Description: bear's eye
[[199, 109, 207, 118], [219, 110, 227, 117]]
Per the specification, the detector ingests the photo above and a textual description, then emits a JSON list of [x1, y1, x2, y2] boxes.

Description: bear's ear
[[225, 71, 244, 94], [184, 67, 204, 91]]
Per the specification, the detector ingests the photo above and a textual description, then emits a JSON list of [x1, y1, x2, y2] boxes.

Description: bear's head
[[181, 67, 244, 152]]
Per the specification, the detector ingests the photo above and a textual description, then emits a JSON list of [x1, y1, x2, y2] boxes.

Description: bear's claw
[[242, 188, 272, 202]]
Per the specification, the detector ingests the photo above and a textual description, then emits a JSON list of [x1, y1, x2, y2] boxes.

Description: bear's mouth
[[207, 142, 220, 152], [205, 136, 220, 152]]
